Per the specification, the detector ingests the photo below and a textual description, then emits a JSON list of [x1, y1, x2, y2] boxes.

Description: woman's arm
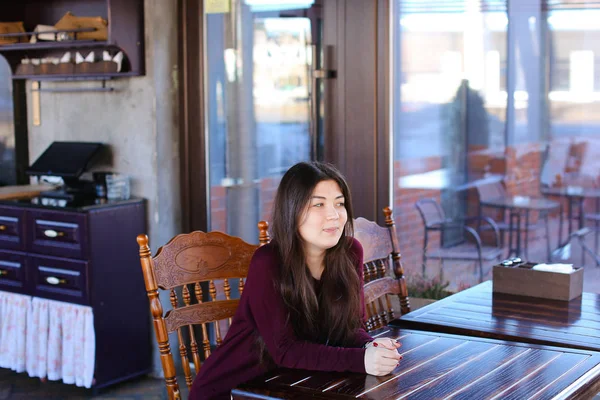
[[350, 239, 374, 348], [246, 246, 367, 373]]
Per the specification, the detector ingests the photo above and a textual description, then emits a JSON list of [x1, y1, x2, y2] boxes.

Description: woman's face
[[298, 179, 348, 256]]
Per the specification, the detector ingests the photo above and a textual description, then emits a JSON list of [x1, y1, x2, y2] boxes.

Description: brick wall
[[393, 159, 443, 277], [210, 185, 227, 233], [209, 176, 281, 238], [259, 176, 281, 224], [391, 142, 549, 279]]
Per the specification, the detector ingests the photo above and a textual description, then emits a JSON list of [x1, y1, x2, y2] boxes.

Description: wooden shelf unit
[[0, 0, 145, 80]]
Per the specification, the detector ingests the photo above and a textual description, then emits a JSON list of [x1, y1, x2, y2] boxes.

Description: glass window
[[391, 0, 508, 282], [392, 0, 600, 287], [543, 6, 600, 189]]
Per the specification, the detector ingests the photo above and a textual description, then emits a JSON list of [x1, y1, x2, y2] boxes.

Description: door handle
[[310, 44, 336, 161], [44, 229, 65, 238], [46, 276, 67, 285], [313, 69, 335, 79]]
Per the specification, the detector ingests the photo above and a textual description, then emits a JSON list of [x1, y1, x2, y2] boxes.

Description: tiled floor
[[0, 370, 163, 399], [0, 369, 191, 399], [1, 216, 598, 399]]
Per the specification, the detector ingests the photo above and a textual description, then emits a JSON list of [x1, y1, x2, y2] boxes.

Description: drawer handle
[[0, 225, 6, 231], [44, 229, 65, 238], [46, 276, 67, 285]]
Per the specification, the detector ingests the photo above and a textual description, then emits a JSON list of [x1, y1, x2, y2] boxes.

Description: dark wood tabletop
[[392, 280, 600, 352], [232, 327, 600, 399]]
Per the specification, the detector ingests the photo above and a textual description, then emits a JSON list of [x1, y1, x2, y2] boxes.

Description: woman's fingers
[[373, 338, 402, 350], [379, 357, 400, 368], [379, 347, 401, 359], [365, 341, 404, 376]]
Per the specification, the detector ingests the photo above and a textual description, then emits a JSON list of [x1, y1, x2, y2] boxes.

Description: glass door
[[204, 0, 322, 242]]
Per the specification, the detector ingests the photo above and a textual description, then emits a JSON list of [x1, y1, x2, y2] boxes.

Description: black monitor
[[26, 141, 103, 179]]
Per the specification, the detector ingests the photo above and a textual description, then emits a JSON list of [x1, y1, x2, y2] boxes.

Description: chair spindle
[[209, 280, 223, 346], [239, 278, 245, 296], [171, 287, 193, 389], [224, 278, 233, 325], [194, 282, 211, 359]]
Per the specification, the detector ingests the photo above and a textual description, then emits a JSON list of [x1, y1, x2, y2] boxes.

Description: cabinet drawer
[[0, 251, 27, 294], [28, 211, 87, 259], [0, 208, 26, 251], [30, 256, 89, 305]]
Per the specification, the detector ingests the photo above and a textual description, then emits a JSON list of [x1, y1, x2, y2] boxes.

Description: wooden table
[[233, 328, 600, 400], [393, 280, 600, 352], [0, 184, 56, 201]]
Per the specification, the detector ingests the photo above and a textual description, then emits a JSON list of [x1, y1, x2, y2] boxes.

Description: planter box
[[410, 297, 437, 311], [493, 261, 583, 301]]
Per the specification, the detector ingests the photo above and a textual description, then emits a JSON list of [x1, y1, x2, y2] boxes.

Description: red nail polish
[[373, 342, 378, 347]]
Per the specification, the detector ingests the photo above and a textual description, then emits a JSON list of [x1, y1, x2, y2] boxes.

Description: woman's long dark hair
[[258, 162, 361, 362]]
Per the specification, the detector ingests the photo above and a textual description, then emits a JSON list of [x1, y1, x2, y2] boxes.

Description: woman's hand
[[364, 340, 402, 376], [365, 338, 402, 351]]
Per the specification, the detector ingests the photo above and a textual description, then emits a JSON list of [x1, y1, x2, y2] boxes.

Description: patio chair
[[137, 221, 269, 400], [476, 181, 552, 259], [415, 198, 502, 282], [354, 207, 410, 331], [552, 226, 600, 267], [585, 210, 599, 265]]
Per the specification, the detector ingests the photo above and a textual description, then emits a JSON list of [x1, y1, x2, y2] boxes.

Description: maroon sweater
[[189, 238, 372, 399]]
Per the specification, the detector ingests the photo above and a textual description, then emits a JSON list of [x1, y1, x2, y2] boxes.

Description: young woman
[[189, 161, 401, 400]]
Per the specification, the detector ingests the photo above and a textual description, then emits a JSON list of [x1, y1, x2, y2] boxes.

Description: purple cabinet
[[30, 255, 88, 305], [0, 199, 151, 390], [0, 206, 26, 251], [0, 251, 27, 293], [28, 210, 88, 259]]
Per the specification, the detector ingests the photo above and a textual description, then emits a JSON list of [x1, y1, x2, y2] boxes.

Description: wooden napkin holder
[[493, 260, 583, 301]]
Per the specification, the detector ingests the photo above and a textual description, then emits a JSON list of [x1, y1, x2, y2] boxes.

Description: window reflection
[[392, 1, 507, 261], [394, 7, 507, 184], [545, 9, 600, 189], [392, 0, 600, 287]]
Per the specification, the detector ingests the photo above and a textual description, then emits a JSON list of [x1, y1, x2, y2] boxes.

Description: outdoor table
[[541, 186, 600, 237], [480, 195, 561, 259]]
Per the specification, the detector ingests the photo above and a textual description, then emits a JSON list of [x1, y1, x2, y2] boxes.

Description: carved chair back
[[354, 207, 410, 331], [137, 221, 270, 400]]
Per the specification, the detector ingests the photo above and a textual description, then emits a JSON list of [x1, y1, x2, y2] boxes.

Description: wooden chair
[[137, 221, 270, 400], [354, 207, 410, 332]]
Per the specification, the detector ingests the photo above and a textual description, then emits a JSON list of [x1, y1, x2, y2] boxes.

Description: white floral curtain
[[26, 297, 95, 388], [0, 291, 30, 373], [0, 291, 96, 389]]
